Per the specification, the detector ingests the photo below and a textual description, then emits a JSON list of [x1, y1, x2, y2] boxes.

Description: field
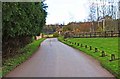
[[58, 37, 119, 78]]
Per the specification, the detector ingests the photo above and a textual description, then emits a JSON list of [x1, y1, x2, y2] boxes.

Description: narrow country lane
[[5, 38, 114, 77]]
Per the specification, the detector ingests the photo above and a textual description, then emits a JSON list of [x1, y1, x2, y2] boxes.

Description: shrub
[[53, 32, 59, 37]]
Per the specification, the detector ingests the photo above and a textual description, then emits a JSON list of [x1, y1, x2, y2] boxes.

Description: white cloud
[[45, 0, 89, 25], [45, 0, 119, 24]]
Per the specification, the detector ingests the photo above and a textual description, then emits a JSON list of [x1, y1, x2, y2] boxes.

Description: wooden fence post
[[90, 46, 92, 50], [105, 31, 106, 38], [78, 34, 80, 38], [85, 45, 87, 48], [86, 33, 87, 38], [83, 33, 84, 38], [90, 33, 91, 38], [94, 32, 96, 38], [75, 42, 76, 45], [98, 32, 100, 37], [111, 31, 113, 37], [110, 54, 115, 61], [95, 48, 98, 52], [77, 43, 79, 46], [101, 51, 105, 57], [81, 44, 83, 47], [119, 30, 120, 37]]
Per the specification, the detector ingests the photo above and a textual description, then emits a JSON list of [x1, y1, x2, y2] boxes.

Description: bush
[[2, 2, 47, 60], [2, 2, 47, 38], [53, 32, 59, 37]]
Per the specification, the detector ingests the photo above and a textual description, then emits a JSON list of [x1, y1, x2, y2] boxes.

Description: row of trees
[[42, 24, 63, 34], [62, 22, 94, 33], [88, 0, 119, 32], [60, 0, 119, 35], [3, 2, 47, 38], [2, 2, 47, 59]]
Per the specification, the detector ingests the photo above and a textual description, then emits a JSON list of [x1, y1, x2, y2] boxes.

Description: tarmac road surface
[[5, 38, 114, 77]]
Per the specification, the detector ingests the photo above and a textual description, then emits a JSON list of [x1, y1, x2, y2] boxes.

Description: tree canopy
[[2, 2, 47, 39], [2, 2, 47, 59]]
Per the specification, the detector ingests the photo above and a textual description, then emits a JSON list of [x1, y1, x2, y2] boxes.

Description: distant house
[[98, 15, 118, 31], [56, 28, 63, 35], [62, 18, 119, 34], [67, 22, 93, 32]]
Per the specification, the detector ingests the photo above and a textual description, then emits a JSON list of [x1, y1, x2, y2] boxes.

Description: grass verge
[[2, 38, 46, 77], [58, 36, 119, 79]]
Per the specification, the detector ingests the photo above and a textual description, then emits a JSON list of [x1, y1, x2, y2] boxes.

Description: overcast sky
[[45, 0, 90, 25], [45, 0, 119, 25]]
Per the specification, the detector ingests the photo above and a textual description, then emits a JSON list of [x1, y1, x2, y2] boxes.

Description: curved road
[[6, 38, 114, 77]]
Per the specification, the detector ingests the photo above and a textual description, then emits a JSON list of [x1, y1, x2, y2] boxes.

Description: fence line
[[63, 39, 118, 61], [65, 31, 120, 38]]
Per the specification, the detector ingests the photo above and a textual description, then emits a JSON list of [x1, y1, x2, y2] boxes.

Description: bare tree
[[89, 2, 96, 32], [88, 0, 118, 32]]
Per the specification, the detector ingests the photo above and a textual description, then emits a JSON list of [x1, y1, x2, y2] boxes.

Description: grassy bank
[[58, 37, 119, 79], [2, 38, 46, 77]]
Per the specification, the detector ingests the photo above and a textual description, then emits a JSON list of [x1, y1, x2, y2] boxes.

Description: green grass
[[2, 38, 46, 77], [44, 34, 53, 38], [58, 36, 119, 79]]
